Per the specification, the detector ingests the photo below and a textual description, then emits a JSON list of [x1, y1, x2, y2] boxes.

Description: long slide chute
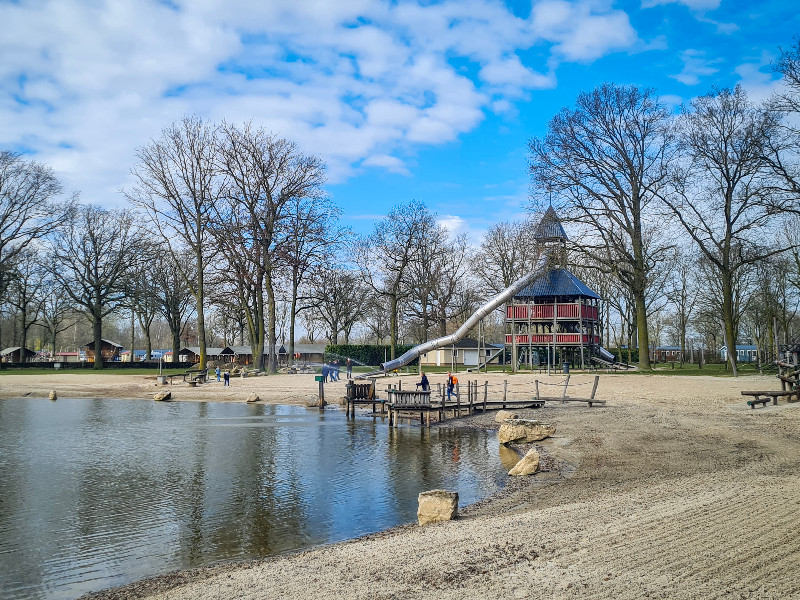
[[373, 253, 551, 375]]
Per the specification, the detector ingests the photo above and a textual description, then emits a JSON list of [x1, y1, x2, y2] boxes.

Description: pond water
[[0, 398, 507, 600]]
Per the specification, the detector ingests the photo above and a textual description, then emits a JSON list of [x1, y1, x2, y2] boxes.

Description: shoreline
[[5, 372, 800, 599]]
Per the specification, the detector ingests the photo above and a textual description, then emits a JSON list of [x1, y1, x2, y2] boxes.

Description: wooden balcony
[[507, 303, 598, 321], [505, 334, 601, 345]]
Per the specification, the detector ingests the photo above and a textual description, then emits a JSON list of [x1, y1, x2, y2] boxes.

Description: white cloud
[[641, 0, 721, 10], [0, 0, 641, 201], [670, 49, 721, 85]]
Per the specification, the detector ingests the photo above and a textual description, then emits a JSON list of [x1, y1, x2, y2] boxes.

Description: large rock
[[508, 447, 540, 476], [246, 393, 260, 403], [154, 391, 171, 401], [418, 490, 459, 526], [498, 419, 555, 444], [495, 409, 518, 423], [49, 390, 57, 401]]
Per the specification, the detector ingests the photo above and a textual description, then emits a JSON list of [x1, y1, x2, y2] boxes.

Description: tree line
[[3, 42, 800, 374]]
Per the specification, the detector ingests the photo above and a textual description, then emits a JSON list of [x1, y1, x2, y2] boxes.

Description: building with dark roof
[[505, 207, 602, 369]]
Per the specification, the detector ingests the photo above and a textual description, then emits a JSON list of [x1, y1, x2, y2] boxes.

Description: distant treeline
[[325, 345, 419, 367]]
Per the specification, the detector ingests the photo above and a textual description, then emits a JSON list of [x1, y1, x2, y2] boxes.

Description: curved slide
[[368, 253, 551, 376]]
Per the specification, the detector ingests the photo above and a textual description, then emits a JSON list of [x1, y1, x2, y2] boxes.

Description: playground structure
[[363, 207, 628, 378], [741, 360, 800, 408]]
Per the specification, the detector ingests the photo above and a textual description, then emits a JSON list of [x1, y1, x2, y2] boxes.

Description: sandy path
[[4, 371, 798, 599]]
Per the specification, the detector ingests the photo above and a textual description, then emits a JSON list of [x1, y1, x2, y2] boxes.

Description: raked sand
[[3, 370, 799, 599]]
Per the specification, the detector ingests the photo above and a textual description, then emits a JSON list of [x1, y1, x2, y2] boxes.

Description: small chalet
[[293, 343, 326, 365], [82, 339, 123, 362], [651, 346, 683, 362], [420, 337, 503, 367], [0, 347, 36, 363], [720, 345, 758, 363]]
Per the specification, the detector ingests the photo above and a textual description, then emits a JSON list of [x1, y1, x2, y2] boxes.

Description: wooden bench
[[387, 390, 438, 427], [741, 390, 793, 409]]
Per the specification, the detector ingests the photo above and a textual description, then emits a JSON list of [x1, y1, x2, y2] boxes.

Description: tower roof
[[533, 206, 568, 241], [516, 268, 600, 299]]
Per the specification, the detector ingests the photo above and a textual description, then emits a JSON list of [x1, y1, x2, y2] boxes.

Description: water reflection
[[0, 398, 505, 600]]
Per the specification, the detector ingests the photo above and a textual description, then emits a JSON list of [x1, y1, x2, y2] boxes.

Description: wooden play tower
[[505, 207, 602, 371]]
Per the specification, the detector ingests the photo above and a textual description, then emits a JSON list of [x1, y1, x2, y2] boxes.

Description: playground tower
[[505, 207, 602, 370]]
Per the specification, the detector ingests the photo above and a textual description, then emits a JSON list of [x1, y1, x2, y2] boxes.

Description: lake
[[0, 398, 507, 599]]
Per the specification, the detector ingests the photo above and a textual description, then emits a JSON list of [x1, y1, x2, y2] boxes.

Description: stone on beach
[[48, 390, 57, 401], [495, 409, 518, 423], [498, 419, 555, 444], [508, 447, 540, 476], [417, 489, 459, 525], [154, 391, 171, 401], [246, 393, 260, 403]]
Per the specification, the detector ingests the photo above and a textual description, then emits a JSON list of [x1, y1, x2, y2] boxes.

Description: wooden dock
[[347, 379, 549, 428]]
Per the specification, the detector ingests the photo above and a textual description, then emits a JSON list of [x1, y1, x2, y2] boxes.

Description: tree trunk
[[389, 293, 398, 360], [93, 307, 103, 370], [721, 274, 738, 376], [265, 272, 277, 373]]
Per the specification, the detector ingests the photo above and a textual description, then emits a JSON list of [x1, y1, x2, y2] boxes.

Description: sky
[[2, 0, 799, 242]]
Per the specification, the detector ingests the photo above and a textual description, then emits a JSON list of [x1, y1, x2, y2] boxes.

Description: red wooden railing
[[504, 334, 601, 345], [507, 304, 598, 321]]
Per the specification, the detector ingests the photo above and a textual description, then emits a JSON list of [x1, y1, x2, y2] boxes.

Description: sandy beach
[[4, 370, 799, 599]]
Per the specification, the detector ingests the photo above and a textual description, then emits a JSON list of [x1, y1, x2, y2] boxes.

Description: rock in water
[[246, 393, 260, 403], [495, 409, 518, 423], [154, 391, 171, 401], [498, 419, 556, 444], [49, 390, 57, 401], [417, 490, 459, 525], [508, 448, 540, 476]]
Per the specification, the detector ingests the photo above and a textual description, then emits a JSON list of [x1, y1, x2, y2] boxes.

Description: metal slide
[[365, 253, 551, 376]]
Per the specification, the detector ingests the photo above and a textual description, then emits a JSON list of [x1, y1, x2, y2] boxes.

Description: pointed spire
[[533, 206, 568, 241]]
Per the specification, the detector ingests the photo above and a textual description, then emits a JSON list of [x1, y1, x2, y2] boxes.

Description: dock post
[[456, 383, 460, 417], [561, 374, 570, 403], [535, 380, 540, 402], [483, 381, 488, 412], [503, 380, 507, 408]]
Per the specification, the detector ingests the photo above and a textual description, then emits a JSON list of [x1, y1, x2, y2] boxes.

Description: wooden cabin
[[0, 347, 36, 363], [83, 339, 123, 363]]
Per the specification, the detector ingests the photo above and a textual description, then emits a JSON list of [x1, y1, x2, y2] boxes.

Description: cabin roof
[[533, 206, 568, 241]]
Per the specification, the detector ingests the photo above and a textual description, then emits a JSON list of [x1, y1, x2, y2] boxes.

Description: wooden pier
[[346, 379, 553, 428]]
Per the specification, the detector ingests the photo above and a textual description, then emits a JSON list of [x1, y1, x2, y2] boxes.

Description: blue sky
[[1, 0, 798, 241]]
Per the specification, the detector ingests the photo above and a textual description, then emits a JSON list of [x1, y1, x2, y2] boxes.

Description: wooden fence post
[[561, 374, 571, 402], [483, 381, 488, 412], [503, 380, 507, 408]]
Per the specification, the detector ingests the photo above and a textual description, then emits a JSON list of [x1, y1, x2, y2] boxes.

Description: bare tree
[[283, 193, 346, 362], [664, 86, 789, 375], [529, 84, 676, 370], [38, 271, 76, 357], [474, 219, 540, 296], [0, 151, 73, 305], [5, 248, 46, 354], [214, 122, 326, 372], [356, 200, 428, 360], [51, 205, 140, 369], [128, 116, 221, 370], [306, 267, 367, 344]]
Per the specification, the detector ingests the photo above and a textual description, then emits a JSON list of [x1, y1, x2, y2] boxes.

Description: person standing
[[447, 372, 458, 400], [418, 372, 429, 391], [321, 363, 329, 382], [215, 366, 221, 382], [223, 370, 230, 387]]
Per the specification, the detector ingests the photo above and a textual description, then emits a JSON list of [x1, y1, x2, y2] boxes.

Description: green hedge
[[607, 347, 639, 363], [325, 344, 419, 367]]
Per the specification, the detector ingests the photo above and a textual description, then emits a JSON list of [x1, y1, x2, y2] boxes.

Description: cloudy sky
[[1, 0, 798, 239]]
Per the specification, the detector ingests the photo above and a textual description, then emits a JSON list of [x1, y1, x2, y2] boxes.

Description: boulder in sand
[[417, 490, 459, 525], [154, 391, 171, 401], [498, 419, 555, 444], [495, 409, 518, 423], [49, 390, 57, 401], [508, 447, 540, 476], [246, 393, 260, 403]]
